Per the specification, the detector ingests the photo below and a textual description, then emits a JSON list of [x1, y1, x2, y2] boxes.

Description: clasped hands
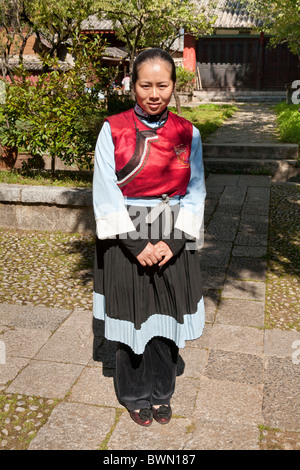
[[136, 241, 173, 267]]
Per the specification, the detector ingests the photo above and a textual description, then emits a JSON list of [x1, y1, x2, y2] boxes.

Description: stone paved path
[[1, 174, 299, 451], [206, 104, 279, 144]]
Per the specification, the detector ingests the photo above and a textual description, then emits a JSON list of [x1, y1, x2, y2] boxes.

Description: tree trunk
[[129, 53, 135, 101], [51, 156, 56, 178], [173, 88, 182, 115]]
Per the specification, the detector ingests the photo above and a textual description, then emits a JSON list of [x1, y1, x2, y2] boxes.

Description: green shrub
[[175, 66, 195, 93], [274, 102, 300, 145], [107, 93, 135, 114]]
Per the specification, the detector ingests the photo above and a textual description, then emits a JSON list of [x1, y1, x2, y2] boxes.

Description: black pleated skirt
[[93, 203, 205, 354]]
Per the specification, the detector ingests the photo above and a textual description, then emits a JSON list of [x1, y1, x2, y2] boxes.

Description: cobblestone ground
[[265, 184, 300, 331], [0, 231, 94, 311], [0, 183, 299, 450], [205, 104, 279, 144]]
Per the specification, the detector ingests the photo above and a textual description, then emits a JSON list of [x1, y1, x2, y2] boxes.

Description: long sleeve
[[93, 121, 136, 239], [93, 121, 149, 256], [174, 126, 206, 248]]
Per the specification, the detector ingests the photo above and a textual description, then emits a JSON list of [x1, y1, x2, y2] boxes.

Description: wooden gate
[[196, 37, 299, 91]]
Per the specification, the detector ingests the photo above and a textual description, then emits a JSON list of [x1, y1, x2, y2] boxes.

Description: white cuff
[[95, 211, 136, 239], [174, 206, 204, 240]]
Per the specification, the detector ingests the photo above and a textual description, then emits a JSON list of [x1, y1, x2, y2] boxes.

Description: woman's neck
[[134, 103, 168, 123]]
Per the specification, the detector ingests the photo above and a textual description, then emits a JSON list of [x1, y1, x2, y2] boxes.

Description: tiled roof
[[81, 15, 113, 31], [103, 46, 128, 60], [1, 46, 128, 73], [1, 55, 72, 72], [197, 0, 263, 29], [82, 3, 263, 33]]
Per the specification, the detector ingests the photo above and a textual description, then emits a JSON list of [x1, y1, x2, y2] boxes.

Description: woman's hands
[[136, 241, 173, 267]]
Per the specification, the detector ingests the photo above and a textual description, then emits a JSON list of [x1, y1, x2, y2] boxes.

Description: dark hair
[[132, 48, 176, 85]]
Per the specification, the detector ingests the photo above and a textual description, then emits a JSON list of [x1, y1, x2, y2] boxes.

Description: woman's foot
[[151, 405, 172, 424], [129, 408, 153, 427]]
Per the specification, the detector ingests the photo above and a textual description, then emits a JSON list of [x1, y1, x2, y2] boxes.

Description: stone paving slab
[[208, 324, 264, 356], [0, 356, 30, 386], [183, 420, 260, 450], [0, 303, 71, 331], [202, 266, 227, 290], [263, 357, 300, 432], [202, 290, 219, 322], [264, 329, 300, 358], [215, 298, 265, 328], [6, 360, 84, 398], [219, 185, 247, 206], [200, 241, 233, 267], [235, 232, 268, 246], [68, 366, 120, 408], [204, 350, 265, 385], [222, 279, 266, 301], [178, 347, 208, 379], [194, 377, 264, 425], [206, 214, 240, 241], [232, 245, 268, 258], [28, 402, 115, 450], [35, 309, 93, 365], [3, 327, 52, 358], [172, 376, 201, 417], [227, 257, 267, 282], [107, 412, 191, 451]]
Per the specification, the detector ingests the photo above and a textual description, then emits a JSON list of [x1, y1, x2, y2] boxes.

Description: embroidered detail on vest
[[116, 129, 159, 187], [174, 144, 190, 167]]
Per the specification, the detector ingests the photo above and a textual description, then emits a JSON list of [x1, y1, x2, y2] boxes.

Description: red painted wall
[[183, 34, 197, 72]]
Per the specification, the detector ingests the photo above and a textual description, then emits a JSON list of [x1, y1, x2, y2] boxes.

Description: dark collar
[[134, 103, 168, 123]]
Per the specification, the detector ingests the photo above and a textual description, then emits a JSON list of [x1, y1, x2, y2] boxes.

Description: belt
[[145, 194, 172, 237]]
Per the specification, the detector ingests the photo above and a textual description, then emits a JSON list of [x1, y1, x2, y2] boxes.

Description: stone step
[[203, 158, 300, 182], [194, 90, 286, 103], [203, 143, 299, 160]]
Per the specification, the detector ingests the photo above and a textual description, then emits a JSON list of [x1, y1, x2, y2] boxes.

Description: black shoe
[[129, 408, 153, 427], [152, 405, 172, 424]]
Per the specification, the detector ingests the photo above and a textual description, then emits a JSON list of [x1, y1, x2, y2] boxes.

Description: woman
[[93, 48, 206, 427]]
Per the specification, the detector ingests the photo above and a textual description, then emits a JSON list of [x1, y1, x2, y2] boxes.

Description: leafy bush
[[0, 33, 109, 172], [175, 66, 195, 93], [107, 92, 135, 114]]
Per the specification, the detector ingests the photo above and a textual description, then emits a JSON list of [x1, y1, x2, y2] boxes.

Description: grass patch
[[274, 102, 300, 146], [170, 103, 238, 142], [0, 168, 93, 188]]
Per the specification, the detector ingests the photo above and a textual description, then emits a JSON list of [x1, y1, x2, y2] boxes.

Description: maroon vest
[[105, 109, 193, 198]]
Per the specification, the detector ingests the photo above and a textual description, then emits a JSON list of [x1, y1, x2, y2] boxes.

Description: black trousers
[[115, 337, 178, 411]]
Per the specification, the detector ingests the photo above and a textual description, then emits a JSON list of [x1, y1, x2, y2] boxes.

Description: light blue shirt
[[92, 115, 206, 245]]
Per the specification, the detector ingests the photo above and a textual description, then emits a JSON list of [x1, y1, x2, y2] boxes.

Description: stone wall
[[0, 184, 95, 234]]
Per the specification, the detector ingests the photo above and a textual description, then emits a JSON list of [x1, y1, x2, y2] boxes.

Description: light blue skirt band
[[93, 291, 205, 355]]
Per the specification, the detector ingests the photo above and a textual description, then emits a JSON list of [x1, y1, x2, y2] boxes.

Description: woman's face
[[133, 59, 175, 115]]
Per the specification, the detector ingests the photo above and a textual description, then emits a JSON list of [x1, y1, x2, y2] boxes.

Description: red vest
[[105, 109, 193, 198]]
